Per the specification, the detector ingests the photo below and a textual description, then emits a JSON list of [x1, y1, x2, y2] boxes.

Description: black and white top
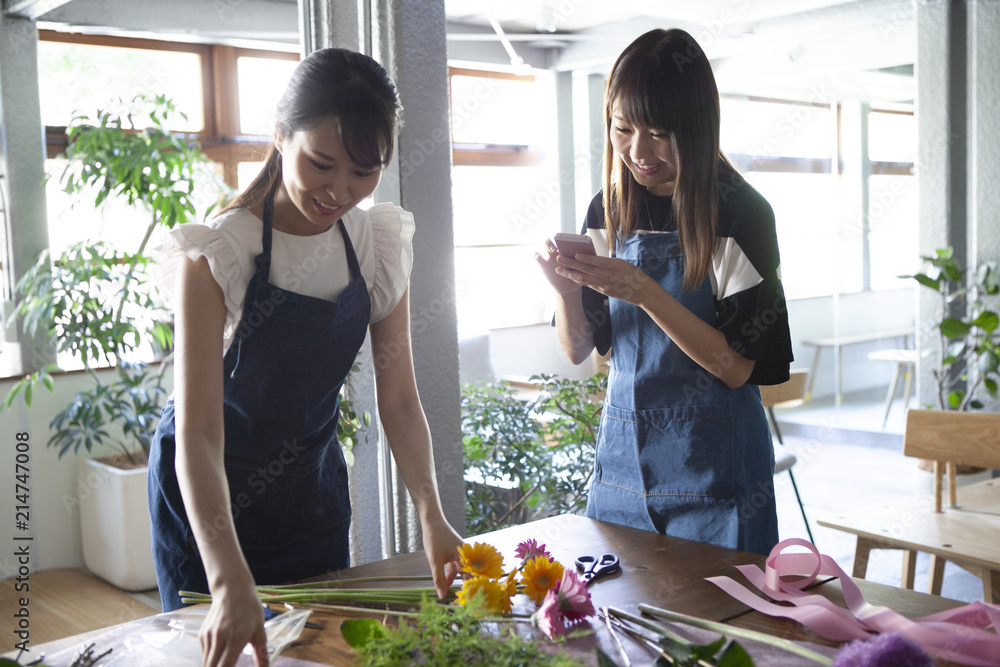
[[581, 178, 793, 386]]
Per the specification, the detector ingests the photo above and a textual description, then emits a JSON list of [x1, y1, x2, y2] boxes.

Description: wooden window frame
[[39, 30, 299, 189]]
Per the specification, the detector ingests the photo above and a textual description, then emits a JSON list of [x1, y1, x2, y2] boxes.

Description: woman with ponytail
[[149, 48, 462, 667], [537, 29, 793, 555]]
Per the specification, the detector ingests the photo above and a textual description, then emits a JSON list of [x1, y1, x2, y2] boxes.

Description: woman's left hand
[[555, 253, 660, 306], [419, 513, 464, 599]]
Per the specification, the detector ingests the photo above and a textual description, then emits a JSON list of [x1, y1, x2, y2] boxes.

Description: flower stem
[[635, 603, 834, 665]]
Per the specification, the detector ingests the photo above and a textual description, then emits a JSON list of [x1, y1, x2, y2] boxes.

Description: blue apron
[[585, 229, 778, 556], [148, 194, 371, 610]]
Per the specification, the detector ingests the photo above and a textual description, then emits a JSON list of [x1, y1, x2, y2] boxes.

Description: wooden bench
[[802, 326, 914, 400], [817, 409, 1000, 602]]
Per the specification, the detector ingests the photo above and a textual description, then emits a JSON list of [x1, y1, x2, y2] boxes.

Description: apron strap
[[255, 191, 275, 282], [337, 219, 363, 282]]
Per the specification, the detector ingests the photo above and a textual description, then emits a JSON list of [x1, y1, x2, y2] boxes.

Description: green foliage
[[344, 597, 585, 666], [2, 95, 223, 462], [337, 363, 372, 466], [59, 94, 209, 229], [461, 373, 605, 536], [904, 247, 1000, 410]]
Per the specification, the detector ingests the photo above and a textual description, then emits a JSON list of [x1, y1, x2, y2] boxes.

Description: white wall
[[0, 367, 171, 578]]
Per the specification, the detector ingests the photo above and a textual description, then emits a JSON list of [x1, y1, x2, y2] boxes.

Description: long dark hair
[[223, 48, 402, 213], [602, 28, 736, 290]]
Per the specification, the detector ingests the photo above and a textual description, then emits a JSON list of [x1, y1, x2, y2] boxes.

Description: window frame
[[39, 30, 299, 190]]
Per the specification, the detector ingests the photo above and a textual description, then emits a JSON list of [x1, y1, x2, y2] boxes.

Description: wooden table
[[818, 478, 1000, 603], [6, 515, 969, 666]]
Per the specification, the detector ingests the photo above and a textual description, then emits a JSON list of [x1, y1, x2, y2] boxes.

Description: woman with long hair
[[149, 48, 462, 667], [538, 28, 793, 555]]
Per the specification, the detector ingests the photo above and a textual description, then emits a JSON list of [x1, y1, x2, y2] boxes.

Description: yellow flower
[[457, 541, 505, 579], [456, 576, 507, 614], [521, 556, 565, 604]]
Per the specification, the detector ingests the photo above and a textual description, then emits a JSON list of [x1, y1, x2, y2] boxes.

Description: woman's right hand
[[535, 240, 583, 295], [199, 580, 269, 667]]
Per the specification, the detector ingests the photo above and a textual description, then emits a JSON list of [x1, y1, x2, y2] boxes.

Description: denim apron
[[586, 230, 778, 556], [148, 194, 370, 610]]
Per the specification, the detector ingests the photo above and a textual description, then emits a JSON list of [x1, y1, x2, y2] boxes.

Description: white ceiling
[[446, 0, 916, 104], [19, 0, 916, 105]]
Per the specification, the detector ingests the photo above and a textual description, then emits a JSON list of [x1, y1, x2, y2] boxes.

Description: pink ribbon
[[706, 537, 1000, 666]]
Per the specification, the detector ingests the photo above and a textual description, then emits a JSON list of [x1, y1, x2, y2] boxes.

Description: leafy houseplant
[[907, 247, 1000, 411], [461, 373, 605, 536], [4, 94, 218, 465]]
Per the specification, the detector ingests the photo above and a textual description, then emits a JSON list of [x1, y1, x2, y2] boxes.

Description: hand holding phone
[[552, 232, 596, 258]]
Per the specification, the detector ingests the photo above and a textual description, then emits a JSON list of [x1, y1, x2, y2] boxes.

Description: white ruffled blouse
[[154, 203, 415, 352]]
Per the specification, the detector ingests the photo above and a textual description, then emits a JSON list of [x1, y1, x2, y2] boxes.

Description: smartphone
[[553, 232, 596, 257]]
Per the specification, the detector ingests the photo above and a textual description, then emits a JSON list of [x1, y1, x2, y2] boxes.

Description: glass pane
[[38, 41, 203, 131], [455, 246, 552, 332], [745, 171, 860, 298], [238, 161, 267, 191], [721, 98, 832, 159], [46, 158, 225, 255], [452, 165, 560, 246], [451, 75, 552, 146], [868, 111, 916, 163], [237, 56, 300, 135], [869, 175, 918, 290]]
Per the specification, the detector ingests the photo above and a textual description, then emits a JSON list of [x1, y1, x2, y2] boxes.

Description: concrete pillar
[[378, 0, 465, 549], [967, 1, 1000, 412], [303, 0, 465, 559], [555, 70, 576, 233], [298, 0, 384, 566], [0, 14, 53, 374], [915, 0, 966, 409], [587, 73, 606, 197]]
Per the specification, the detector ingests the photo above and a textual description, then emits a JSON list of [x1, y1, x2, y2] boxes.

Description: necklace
[[644, 194, 671, 232]]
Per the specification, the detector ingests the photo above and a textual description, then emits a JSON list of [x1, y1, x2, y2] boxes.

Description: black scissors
[[575, 553, 620, 586]]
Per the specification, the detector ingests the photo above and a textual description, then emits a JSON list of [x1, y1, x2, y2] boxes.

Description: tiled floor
[[770, 388, 988, 603]]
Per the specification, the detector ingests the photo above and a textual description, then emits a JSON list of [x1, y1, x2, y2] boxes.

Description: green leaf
[[911, 274, 940, 290], [948, 390, 964, 408], [717, 640, 756, 667], [974, 311, 1000, 333], [340, 618, 388, 649], [940, 318, 971, 338]]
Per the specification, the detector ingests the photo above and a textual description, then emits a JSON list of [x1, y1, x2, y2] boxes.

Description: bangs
[[338, 102, 394, 170], [610, 60, 679, 133]]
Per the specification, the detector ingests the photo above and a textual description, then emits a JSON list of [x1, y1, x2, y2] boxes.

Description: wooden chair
[[818, 409, 1000, 602], [759, 369, 814, 544], [902, 409, 1000, 596]]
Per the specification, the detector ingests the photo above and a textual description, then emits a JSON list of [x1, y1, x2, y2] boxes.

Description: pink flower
[[554, 569, 595, 622], [530, 590, 566, 639], [529, 569, 596, 640], [515, 538, 551, 563]]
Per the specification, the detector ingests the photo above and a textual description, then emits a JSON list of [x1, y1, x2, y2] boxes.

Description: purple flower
[[515, 538, 551, 563], [832, 631, 935, 667]]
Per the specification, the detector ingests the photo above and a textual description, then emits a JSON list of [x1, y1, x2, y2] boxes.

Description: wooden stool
[[867, 348, 917, 426]]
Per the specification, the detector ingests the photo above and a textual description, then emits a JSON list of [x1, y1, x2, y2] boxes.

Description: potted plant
[[909, 247, 1000, 411], [3, 95, 221, 590], [461, 372, 605, 536], [907, 247, 1000, 488]]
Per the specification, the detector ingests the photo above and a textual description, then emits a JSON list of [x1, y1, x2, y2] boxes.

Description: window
[[449, 68, 559, 333], [720, 98, 915, 299], [28, 31, 299, 372]]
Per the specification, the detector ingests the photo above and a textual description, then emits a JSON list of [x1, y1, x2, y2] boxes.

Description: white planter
[[78, 458, 158, 592]]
